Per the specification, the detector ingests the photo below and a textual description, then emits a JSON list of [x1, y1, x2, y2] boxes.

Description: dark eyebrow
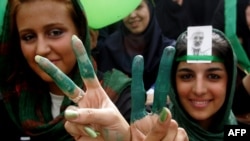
[[43, 23, 64, 29], [206, 67, 224, 72], [19, 23, 64, 33], [177, 68, 193, 73], [177, 67, 224, 73]]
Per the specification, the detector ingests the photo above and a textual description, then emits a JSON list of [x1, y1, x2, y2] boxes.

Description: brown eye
[[177, 73, 194, 82], [181, 74, 193, 79], [48, 29, 63, 37], [21, 33, 35, 42], [208, 74, 220, 79]]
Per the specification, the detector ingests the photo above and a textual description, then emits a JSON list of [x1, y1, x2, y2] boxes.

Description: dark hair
[[171, 28, 236, 128], [3, 0, 88, 87], [173, 29, 234, 79]]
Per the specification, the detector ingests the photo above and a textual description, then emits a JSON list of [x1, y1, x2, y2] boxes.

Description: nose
[[128, 11, 137, 18], [192, 76, 207, 96], [35, 36, 50, 55]]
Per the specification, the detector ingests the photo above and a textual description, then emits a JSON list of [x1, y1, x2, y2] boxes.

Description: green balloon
[[80, 0, 141, 29]]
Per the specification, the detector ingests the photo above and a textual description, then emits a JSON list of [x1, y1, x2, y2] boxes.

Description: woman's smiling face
[[16, 0, 77, 82], [175, 62, 228, 125], [123, 0, 150, 34]]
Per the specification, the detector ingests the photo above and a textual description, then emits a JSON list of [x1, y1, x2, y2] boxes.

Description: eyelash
[[208, 74, 221, 79], [178, 73, 221, 81], [49, 29, 63, 37], [21, 33, 34, 42], [20, 29, 63, 42]]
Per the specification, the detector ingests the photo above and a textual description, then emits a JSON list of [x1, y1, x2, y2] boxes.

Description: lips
[[48, 59, 60, 64], [129, 22, 139, 28], [190, 100, 210, 108]]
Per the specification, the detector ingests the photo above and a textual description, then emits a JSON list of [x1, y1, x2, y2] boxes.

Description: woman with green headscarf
[[126, 27, 238, 140], [0, 0, 132, 140], [169, 27, 238, 140], [0, 0, 189, 141]]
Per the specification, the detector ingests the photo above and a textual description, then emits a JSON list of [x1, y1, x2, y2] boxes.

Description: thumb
[[145, 107, 172, 141]]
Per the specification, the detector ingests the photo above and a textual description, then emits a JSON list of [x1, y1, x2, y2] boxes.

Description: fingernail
[[72, 34, 78, 41], [64, 109, 79, 120], [159, 108, 168, 123], [84, 126, 98, 138], [34, 55, 42, 63]]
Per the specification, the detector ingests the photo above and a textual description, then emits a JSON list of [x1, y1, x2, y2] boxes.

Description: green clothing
[[0, 0, 131, 140], [169, 29, 238, 141]]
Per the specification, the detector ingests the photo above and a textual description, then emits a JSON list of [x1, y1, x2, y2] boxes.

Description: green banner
[[225, 0, 250, 73], [0, 0, 7, 35]]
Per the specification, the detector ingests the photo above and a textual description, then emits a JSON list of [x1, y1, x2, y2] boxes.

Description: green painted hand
[[130, 46, 188, 141], [131, 46, 175, 122], [35, 35, 130, 141]]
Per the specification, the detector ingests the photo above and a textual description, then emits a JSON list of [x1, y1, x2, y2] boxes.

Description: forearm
[[243, 74, 250, 95]]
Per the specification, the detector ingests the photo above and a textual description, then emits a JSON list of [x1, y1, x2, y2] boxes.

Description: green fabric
[[0, 0, 128, 140], [176, 55, 224, 62], [102, 68, 131, 96], [0, 0, 85, 140], [169, 29, 238, 141], [0, 0, 10, 85], [0, 0, 7, 35], [225, 0, 250, 73]]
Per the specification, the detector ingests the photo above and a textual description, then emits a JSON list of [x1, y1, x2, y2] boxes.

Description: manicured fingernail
[[72, 35, 82, 50], [72, 34, 78, 41], [64, 109, 79, 120], [34, 55, 42, 63], [159, 108, 168, 123], [84, 126, 98, 138]]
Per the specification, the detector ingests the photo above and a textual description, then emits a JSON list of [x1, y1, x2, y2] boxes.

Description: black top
[[95, 1, 175, 90]]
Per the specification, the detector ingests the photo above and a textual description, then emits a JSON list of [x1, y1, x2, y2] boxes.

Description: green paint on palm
[[72, 35, 95, 78], [103, 128, 123, 141], [130, 55, 147, 123], [152, 46, 175, 113], [35, 55, 77, 96]]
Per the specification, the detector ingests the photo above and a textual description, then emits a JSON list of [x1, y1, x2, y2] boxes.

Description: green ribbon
[[225, 0, 250, 73], [176, 55, 224, 62]]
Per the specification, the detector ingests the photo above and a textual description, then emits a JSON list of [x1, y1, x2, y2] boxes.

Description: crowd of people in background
[[95, 0, 250, 126], [0, 0, 250, 141]]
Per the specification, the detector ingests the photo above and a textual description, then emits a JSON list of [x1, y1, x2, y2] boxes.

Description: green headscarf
[[0, 0, 88, 140], [169, 29, 237, 141], [0, 0, 130, 140], [0, 0, 7, 35]]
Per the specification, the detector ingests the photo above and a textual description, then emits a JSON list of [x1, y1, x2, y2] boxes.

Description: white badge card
[[187, 26, 212, 63]]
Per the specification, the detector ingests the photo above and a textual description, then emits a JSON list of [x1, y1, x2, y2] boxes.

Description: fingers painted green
[[71, 35, 95, 79], [130, 46, 175, 124], [131, 55, 147, 123], [152, 46, 175, 113], [35, 55, 79, 99]]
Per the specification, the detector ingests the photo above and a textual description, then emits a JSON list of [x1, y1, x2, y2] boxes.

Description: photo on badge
[[187, 25, 212, 63]]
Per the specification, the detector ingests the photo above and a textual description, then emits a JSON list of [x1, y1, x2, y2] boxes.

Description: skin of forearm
[[243, 74, 250, 94]]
